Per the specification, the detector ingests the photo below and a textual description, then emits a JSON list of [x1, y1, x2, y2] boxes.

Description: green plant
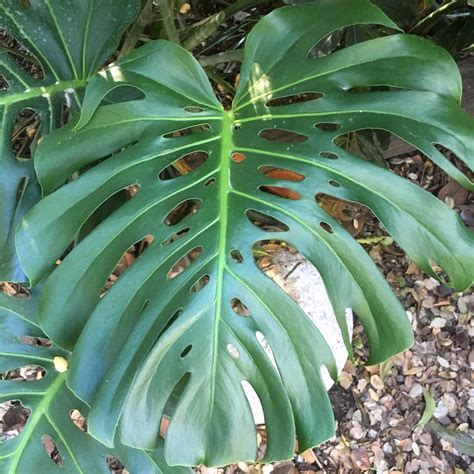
[[0, 0, 140, 281], [2, 0, 474, 469], [0, 290, 191, 473]]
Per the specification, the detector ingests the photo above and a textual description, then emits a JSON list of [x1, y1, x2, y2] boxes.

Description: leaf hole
[[0, 365, 45, 382], [328, 179, 342, 187], [161, 227, 191, 246], [259, 185, 301, 200], [227, 343, 240, 359], [204, 177, 216, 187], [320, 221, 334, 234], [167, 246, 202, 280], [158, 308, 183, 338], [265, 92, 322, 107], [259, 166, 305, 182], [320, 151, 339, 159], [256, 331, 279, 374], [41, 434, 63, 466], [241, 381, 265, 426], [231, 297, 250, 317], [159, 151, 209, 180], [230, 249, 243, 263], [231, 152, 246, 163], [164, 199, 201, 226], [246, 209, 289, 232], [0, 73, 9, 91], [0, 401, 30, 438], [259, 128, 308, 144], [184, 106, 203, 113], [19, 335, 52, 347], [316, 122, 341, 132], [180, 345, 193, 358], [163, 123, 210, 138], [12, 108, 41, 160], [69, 409, 87, 432], [106, 456, 126, 473], [191, 274, 210, 292], [159, 373, 191, 439]]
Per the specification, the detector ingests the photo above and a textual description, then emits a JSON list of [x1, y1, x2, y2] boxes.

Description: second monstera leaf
[[0, 290, 190, 473], [16, 0, 474, 467]]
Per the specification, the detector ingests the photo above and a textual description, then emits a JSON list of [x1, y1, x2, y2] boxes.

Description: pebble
[[436, 356, 450, 367], [430, 317, 446, 328], [408, 383, 423, 398], [434, 404, 448, 419]]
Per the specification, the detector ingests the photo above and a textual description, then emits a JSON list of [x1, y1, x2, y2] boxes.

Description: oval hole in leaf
[[106, 456, 125, 473], [161, 227, 191, 246], [41, 434, 63, 466], [319, 151, 339, 159], [159, 151, 209, 180], [69, 409, 87, 432], [241, 380, 265, 427], [191, 274, 210, 292], [328, 179, 342, 187], [180, 345, 192, 358], [0, 365, 45, 382], [246, 209, 289, 232], [256, 331, 279, 374], [227, 343, 240, 359], [320, 221, 334, 233], [265, 92, 322, 107], [163, 123, 210, 138], [316, 122, 341, 132], [205, 177, 216, 186], [259, 128, 308, 143], [12, 108, 41, 160], [4, 33, 44, 79], [259, 185, 301, 200], [164, 199, 201, 226], [231, 152, 246, 163], [158, 308, 183, 338], [167, 246, 202, 280], [259, 166, 305, 182], [20, 335, 52, 347], [230, 249, 243, 263], [184, 106, 203, 113], [231, 297, 250, 317], [160, 373, 191, 439], [0, 73, 9, 91], [0, 401, 31, 437]]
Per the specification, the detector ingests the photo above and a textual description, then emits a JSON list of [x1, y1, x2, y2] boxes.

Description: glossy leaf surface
[[0, 290, 191, 473], [17, 0, 474, 467], [0, 0, 139, 280]]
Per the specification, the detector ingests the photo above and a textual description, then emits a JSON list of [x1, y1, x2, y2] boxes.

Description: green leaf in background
[[0, 290, 191, 473], [0, 0, 140, 281], [16, 0, 474, 467]]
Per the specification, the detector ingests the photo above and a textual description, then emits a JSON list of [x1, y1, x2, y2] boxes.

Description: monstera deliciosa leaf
[[0, 290, 191, 473], [0, 0, 140, 281], [15, 0, 474, 467]]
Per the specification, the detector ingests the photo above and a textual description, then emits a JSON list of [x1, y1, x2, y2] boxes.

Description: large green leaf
[[16, 0, 474, 467], [0, 0, 140, 281], [0, 290, 191, 473]]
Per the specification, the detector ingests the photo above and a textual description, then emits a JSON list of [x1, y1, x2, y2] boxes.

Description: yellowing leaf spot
[[53, 356, 68, 373]]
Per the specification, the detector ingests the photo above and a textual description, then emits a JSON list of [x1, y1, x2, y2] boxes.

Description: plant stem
[[409, 0, 465, 34], [119, 0, 155, 57], [183, 0, 267, 51], [156, 0, 180, 43], [198, 49, 244, 66]]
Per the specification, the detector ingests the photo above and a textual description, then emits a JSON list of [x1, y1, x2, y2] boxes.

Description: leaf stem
[[409, 0, 466, 34], [183, 0, 268, 51], [156, 0, 180, 43]]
